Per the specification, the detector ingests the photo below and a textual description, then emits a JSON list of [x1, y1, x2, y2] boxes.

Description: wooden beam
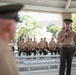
[[65, 0, 71, 10]]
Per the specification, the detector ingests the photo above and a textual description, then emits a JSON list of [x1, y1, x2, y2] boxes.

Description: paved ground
[[14, 51, 76, 75], [19, 68, 76, 75]]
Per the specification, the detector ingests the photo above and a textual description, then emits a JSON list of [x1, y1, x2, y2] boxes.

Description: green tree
[[47, 23, 60, 38], [16, 12, 42, 40], [72, 14, 76, 31]]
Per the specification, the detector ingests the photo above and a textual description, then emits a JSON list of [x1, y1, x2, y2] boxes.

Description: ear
[[7, 24, 13, 33]]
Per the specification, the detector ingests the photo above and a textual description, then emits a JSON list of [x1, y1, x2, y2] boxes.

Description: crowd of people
[[17, 37, 60, 56]]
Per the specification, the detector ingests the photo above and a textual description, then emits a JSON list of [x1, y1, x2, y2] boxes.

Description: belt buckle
[[63, 45, 70, 48], [66, 46, 70, 48]]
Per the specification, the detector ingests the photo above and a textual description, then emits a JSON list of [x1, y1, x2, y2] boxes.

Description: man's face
[[65, 23, 71, 30], [9, 20, 17, 40], [34, 38, 36, 41], [30, 38, 32, 42], [44, 38, 46, 41], [22, 39, 24, 42], [41, 38, 43, 41], [51, 38, 53, 41], [0, 19, 17, 40]]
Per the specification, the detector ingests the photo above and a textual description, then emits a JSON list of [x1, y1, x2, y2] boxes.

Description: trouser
[[25, 49, 31, 56], [50, 49, 57, 55], [46, 47, 49, 51], [58, 49, 60, 55], [56, 47, 60, 55], [12, 47, 14, 52], [53, 50, 57, 55], [59, 47, 74, 75], [39, 48, 48, 55], [18, 50, 24, 56], [18, 47, 19, 51], [31, 49, 36, 55]]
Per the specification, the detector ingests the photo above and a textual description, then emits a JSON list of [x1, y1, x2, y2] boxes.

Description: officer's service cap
[[63, 19, 73, 24], [0, 4, 24, 22]]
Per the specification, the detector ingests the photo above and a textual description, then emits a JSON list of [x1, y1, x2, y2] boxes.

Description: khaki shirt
[[27, 42, 33, 50], [0, 37, 18, 75], [57, 30, 76, 46], [49, 41, 56, 49], [33, 41, 38, 48], [56, 43, 61, 48], [38, 41, 46, 49], [44, 41, 48, 48], [19, 42, 26, 51]]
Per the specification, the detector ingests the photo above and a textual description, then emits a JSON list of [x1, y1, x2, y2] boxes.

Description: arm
[[57, 31, 67, 43], [57, 36, 65, 43], [0, 47, 18, 75], [74, 33, 76, 54]]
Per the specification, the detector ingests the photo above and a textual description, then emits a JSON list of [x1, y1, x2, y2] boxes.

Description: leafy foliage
[[72, 14, 76, 31], [16, 12, 42, 40], [47, 23, 60, 38]]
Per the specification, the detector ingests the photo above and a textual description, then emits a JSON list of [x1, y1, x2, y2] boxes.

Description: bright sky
[[26, 12, 62, 21], [19, 11, 62, 39]]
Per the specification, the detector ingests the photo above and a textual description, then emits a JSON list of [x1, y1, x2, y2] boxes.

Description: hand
[[64, 32, 68, 37]]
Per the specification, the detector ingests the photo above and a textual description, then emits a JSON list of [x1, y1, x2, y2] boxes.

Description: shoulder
[[57, 30, 64, 34], [71, 30, 76, 35], [71, 30, 76, 33], [0, 41, 9, 55]]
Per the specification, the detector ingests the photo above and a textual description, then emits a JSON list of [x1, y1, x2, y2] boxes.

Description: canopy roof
[[0, 0, 76, 13]]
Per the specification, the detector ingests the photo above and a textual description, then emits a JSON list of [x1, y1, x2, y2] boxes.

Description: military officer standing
[[57, 19, 76, 75], [0, 4, 23, 75]]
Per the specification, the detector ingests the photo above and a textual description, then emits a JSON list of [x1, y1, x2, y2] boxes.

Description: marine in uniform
[[23, 42, 28, 56], [19, 39, 25, 56], [29, 38, 37, 55], [0, 4, 23, 75], [57, 19, 76, 75], [26, 38, 33, 56], [32, 37, 38, 55], [38, 38, 48, 55], [49, 38, 56, 55], [17, 37, 21, 52], [43, 37, 49, 51]]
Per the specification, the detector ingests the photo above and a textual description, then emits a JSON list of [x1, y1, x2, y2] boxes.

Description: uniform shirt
[[19, 42, 26, 50], [0, 37, 19, 75], [26, 41, 33, 50], [38, 41, 46, 49], [49, 41, 56, 49], [32, 41, 38, 48], [44, 41, 48, 48], [56, 43, 61, 48], [24, 43, 27, 50], [57, 30, 76, 46]]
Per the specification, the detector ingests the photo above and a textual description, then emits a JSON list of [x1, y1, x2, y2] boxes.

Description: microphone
[[65, 29, 68, 37]]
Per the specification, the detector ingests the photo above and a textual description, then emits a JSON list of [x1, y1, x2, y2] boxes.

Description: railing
[[15, 55, 76, 72], [15, 55, 60, 60]]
